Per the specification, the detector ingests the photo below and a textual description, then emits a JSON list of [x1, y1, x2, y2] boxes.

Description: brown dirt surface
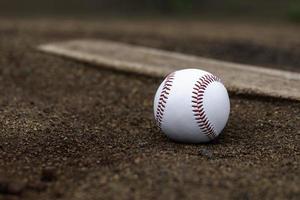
[[0, 18, 299, 200], [1, 19, 299, 72]]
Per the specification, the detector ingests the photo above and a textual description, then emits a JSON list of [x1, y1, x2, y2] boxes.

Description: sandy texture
[[0, 19, 299, 200]]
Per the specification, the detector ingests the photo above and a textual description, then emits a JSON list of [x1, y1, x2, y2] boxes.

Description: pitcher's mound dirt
[[0, 19, 299, 200]]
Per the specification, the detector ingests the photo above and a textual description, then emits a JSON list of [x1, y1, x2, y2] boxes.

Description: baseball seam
[[155, 72, 175, 128], [192, 74, 221, 140]]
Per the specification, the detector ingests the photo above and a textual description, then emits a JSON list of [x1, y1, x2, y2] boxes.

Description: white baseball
[[153, 68, 230, 143]]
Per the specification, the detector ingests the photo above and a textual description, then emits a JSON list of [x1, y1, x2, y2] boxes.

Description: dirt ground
[[0, 19, 299, 200]]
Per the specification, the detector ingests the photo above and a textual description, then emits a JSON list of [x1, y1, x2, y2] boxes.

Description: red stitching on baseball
[[192, 74, 221, 140], [155, 72, 175, 128]]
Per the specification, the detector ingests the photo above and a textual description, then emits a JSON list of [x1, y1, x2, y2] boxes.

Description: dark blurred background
[[0, 0, 300, 22]]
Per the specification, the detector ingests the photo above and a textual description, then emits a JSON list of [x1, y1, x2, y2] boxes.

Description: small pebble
[[199, 149, 213, 159], [27, 181, 47, 192], [0, 179, 25, 195], [41, 167, 57, 182]]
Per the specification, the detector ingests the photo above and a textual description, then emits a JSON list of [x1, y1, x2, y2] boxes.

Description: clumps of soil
[[0, 19, 299, 200]]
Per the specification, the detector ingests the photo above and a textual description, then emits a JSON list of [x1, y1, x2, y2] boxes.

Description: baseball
[[153, 69, 230, 143]]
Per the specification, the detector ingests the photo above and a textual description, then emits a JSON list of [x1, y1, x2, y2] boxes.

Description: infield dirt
[[0, 19, 299, 200]]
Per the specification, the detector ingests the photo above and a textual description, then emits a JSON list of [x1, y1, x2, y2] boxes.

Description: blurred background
[[0, 0, 299, 72], [0, 0, 300, 22]]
